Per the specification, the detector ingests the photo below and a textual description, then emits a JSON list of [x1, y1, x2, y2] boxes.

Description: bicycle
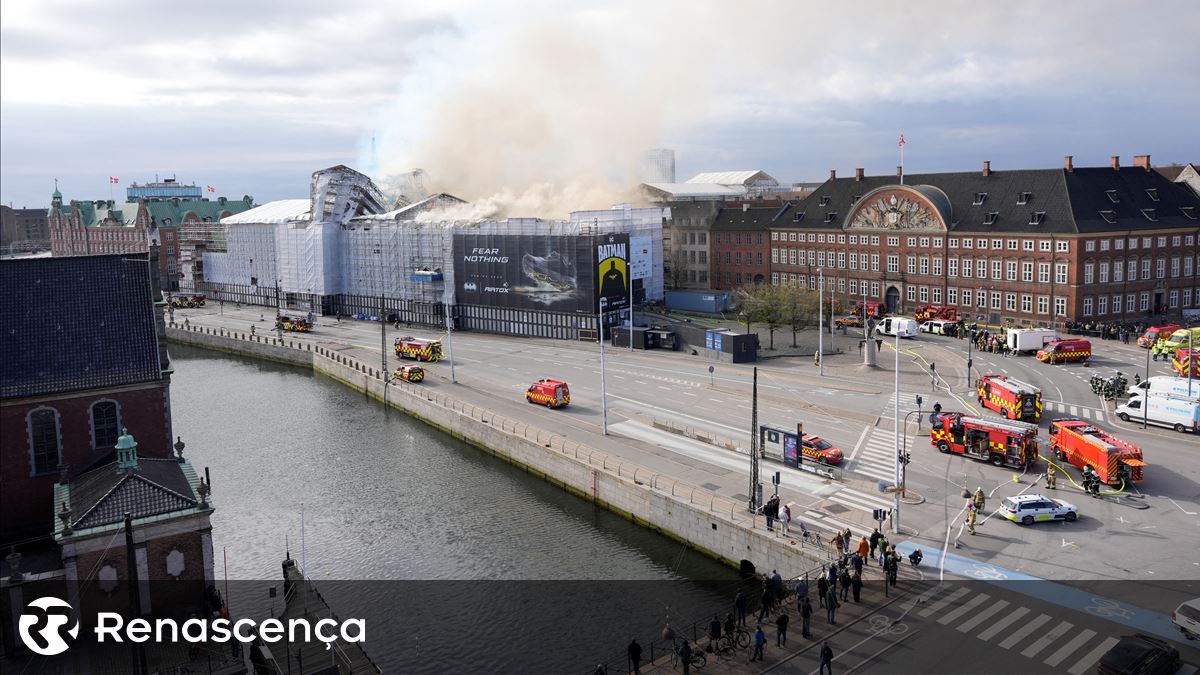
[[722, 627, 751, 650]]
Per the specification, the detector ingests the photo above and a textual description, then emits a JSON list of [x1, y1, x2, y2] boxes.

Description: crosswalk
[[1043, 400, 1106, 422], [880, 390, 923, 420], [915, 585, 1121, 675], [850, 427, 904, 483]]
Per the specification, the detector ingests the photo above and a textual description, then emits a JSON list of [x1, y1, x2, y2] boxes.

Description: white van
[[875, 317, 919, 338], [1129, 375, 1199, 399], [1007, 328, 1058, 354], [919, 319, 950, 335], [1174, 598, 1200, 640], [1115, 393, 1200, 433]]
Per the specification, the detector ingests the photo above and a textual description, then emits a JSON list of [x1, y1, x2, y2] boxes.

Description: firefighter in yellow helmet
[[972, 487, 986, 511], [1046, 463, 1057, 490]]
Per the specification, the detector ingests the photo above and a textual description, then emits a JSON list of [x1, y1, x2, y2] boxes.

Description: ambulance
[[1160, 327, 1200, 357], [976, 374, 1042, 421], [525, 379, 570, 409]]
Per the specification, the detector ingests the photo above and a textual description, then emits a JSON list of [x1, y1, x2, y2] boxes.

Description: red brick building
[[769, 157, 1200, 326], [710, 204, 779, 289], [0, 254, 176, 544]]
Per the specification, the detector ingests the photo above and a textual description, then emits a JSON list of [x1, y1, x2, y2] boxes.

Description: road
[[172, 305, 1200, 586]]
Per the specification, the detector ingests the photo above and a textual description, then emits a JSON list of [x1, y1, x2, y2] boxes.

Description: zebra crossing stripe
[[1067, 636, 1119, 675], [918, 586, 970, 618], [998, 613, 1051, 649], [1021, 619, 1074, 658], [976, 606, 1029, 641], [1044, 629, 1096, 668], [955, 599, 1010, 633], [937, 592, 991, 625]]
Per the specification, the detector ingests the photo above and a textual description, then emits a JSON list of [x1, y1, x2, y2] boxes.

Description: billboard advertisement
[[453, 233, 629, 314], [630, 234, 652, 280]]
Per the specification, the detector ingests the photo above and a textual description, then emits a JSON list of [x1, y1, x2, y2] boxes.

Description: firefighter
[[966, 502, 978, 535], [972, 487, 986, 512], [1046, 463, 1057, 489]]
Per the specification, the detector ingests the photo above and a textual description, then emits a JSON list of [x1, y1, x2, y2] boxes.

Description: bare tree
[[782, 286, 821, 347], [666, 246, 688, 290]]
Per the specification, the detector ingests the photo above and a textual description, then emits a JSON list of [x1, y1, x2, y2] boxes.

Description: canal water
[[169, 345, 742, 672]]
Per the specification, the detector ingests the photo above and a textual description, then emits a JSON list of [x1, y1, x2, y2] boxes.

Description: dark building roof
[[67, 457, 198, 530], [712, 203, 796, 231], [786, 164, 1200, 235], [0, 254, 164, 398], [1154, 164, 1195, 182]]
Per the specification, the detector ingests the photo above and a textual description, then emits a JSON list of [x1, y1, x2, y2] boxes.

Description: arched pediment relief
[[846, 187, 949, 231]]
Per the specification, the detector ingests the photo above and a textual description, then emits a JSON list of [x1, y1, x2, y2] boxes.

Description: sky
[[2, 0, 1198, 216]]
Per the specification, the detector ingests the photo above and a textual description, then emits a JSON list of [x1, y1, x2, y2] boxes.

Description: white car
[[999, 494, 1078, 525], [920, 320, 949, 335], [1174, 598, 1200, 640]]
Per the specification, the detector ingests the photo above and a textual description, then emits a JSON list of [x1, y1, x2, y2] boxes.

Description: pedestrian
[[831, 532, 844, 557], [851, 571, 862, 603], [678, 640, 693, 675], [856, 535, 869, 561], [851, 552, 863, 576], [814, 349, 820, 366], [794, 578, 808, 605], [751, 626, 766, 662], [250, 325, 256, 336], [817, 576, 829, 609], [759, 579, 774, 622], [800, 597, 813, 638], [1046, 463, 1057, 489], [887, 552, 899, 588], [765, 496, 777, 532], [869, 529, 881, 562], [776, 612, 789, 647], [877, 534, 889, 566], [709, 615, 722, 653], [771, 569, 784, 598], [827, 563, 838, 586], [819, 642, 834, 675], [735, 589, 748, 627], [967, 502, 978, 535], [781, 503, 791, 535], [839, 567, 851, 602], [825, 587, 839, 625], [627, 638, 643, 675]]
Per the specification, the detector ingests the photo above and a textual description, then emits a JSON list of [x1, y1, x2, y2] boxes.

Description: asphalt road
[[172, 305, 1200, 586]]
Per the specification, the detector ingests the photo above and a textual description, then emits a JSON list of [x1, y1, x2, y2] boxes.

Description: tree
[[740, 283, 789, 349], [666, 246, 688, 290], [782, 286, 821, 347]]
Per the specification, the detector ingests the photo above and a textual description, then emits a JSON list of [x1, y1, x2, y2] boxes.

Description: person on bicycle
[[724, 613, 736, 641]]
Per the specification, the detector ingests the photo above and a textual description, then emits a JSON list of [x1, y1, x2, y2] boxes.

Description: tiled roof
[[786, 165, 1200, 234], [144, 198, 253, 227], [0, 254, 163, 398], [67, 458, 198, 530], [712, 204, 794, 231]]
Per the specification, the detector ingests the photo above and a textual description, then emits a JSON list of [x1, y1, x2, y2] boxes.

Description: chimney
[[742, 203, 750, 212], [897, 166, 903, 177], [1064, 156, 1074, 172], [829, 169, 837, 181], [1111, 155, 1120, 170], [855, 168, 864, 182], [982, 160, 991, 177], [1133, 154, 1151, 171]]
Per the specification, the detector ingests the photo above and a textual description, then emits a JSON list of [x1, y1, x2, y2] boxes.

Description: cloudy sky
[[2, 0, 1197, 214]]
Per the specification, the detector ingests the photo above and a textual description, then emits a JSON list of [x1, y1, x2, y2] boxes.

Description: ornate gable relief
[[848, 190, 942, 230]]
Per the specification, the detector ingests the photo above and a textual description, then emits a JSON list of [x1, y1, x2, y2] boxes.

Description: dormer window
[[1145, 188, 1159, 202], [983, 212, 999, 225], [819, 195, 831, 206], [824, 212, 838, 223], [1028, 212, 1046, 226], [793, 212, 805, 222], [1141, 208, 1157, 222], [1017, 191, 1032, 205], [1099, 210, 1117, 224], [972, 192, 987, 206], [851, 195, 860, 204], [1181, 206, 1197, 220], [1105, 190, 1120, 204]]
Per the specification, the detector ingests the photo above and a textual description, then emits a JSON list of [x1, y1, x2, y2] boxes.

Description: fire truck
[[525, 379, 570, 408], [392, 365, 425, 383], [394, 336, 443, 362], [976, 374, 1043, 421], [276, 315, 312, 332], [190, 294, 207, 307], [929, 412, 1039, 468], [1138, 323, 1180, 348], [914, 305, 959, 322], [1173, 349, 1200, 378], [1048, 418, 1144, 485], [852, 301, 884, 319], [170, 295, 198, 308]]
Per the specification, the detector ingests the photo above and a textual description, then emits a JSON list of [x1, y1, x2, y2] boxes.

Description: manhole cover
[[824, 503, 850, 515], [702, 483, 722, 492]]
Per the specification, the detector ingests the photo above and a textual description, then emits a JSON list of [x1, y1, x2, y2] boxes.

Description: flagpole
[[899, 133, 905, 185]]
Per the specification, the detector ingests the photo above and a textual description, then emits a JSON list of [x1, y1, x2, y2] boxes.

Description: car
[[801, 435, 844, 465], [392, 365, 425, 383], [834, 315, 863, 328], [1174, 598, 1200, 640], [920, 319, 950, 335], [1096, 634, 1181, 675], [998, 494, 1078, 525]]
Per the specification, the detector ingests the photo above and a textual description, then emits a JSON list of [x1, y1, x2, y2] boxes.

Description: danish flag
[[898, 134, 906, 148], [109, 176, 119, 184], [207, 185, 216, 193]]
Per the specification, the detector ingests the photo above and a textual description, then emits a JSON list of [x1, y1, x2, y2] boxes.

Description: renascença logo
[[19, 597, 79, 656]]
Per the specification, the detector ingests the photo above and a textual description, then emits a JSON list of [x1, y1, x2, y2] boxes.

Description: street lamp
[[598, 296, 609, 435], [818, 268, 824, 376], [892, 329, 901, 534]]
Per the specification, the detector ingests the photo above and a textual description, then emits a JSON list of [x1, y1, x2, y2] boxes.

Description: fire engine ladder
[[959, 415, 1040, 435], [995, 376, 1040, 395]]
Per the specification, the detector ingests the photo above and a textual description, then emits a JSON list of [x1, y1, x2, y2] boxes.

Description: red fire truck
[[525, 379, 570, 408], [1138, 323, 1181, 348], [977, 374, 1043, 422], [1172, 349, 1200, 378], [394, 336, 444, 362], [1049, 418, 1145, 485], [914, 305, 959, 322], [852, 301, 884, 319], [929, 412, 1039, 468]]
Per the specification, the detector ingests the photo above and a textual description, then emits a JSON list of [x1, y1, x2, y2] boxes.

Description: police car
[[999, 494, 1078, 525]]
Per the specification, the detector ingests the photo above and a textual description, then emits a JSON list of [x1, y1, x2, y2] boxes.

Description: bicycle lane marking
[[891, 541, 1180, 642]]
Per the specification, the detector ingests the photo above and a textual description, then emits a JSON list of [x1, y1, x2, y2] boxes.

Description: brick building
[[0, 254, 175, 544], [769, 157, 1200, 326], [709, 204, 781, 289], [0, 205, 50, 252], [48, 186, 252, 291]]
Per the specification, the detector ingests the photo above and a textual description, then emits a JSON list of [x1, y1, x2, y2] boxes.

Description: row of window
[[1084, 234, 1195, 252], [767, 274, 1073, 317], [769, 232, 1075, 253], [1081, 289, 1198, 316], [1083, 256, 1197, 283], [710, 231, 766, 245], [24, 401, 122, 476], [770, 249, 1075, 284]]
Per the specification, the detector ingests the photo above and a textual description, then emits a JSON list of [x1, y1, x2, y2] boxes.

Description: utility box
[[611, 326, 653, 349], [706, 329, 758, 363], [646, 329, 677, 350]]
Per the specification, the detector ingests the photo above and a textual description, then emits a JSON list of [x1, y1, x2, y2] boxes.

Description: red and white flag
[[109, 176, 119, 184], [207, 185, 216, 193], [898, 134, 906, 148]]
